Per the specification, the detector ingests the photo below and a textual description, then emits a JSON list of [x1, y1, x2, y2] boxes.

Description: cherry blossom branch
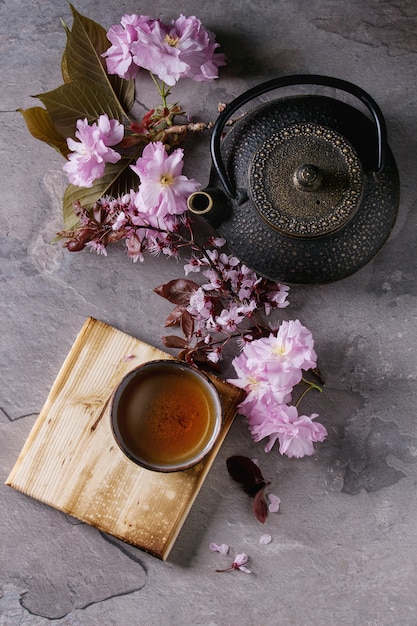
[[51, 9, 328, 461]]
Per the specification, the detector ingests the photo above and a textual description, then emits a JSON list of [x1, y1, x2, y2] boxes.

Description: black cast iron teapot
[[187, 74, 400, 284]]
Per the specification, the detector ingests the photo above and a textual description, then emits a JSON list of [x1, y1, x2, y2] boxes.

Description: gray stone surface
[[1, 1, 417, 624]]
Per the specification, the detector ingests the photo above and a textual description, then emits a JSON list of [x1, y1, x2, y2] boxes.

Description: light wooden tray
[[6, 317, 245, 560]]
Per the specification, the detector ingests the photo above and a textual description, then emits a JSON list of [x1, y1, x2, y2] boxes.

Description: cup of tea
[[110, 360, 223, 472]]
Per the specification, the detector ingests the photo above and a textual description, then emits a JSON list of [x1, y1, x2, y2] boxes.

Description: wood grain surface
[[6, 318, 245, 560]]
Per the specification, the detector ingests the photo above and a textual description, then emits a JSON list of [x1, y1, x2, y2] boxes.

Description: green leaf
[[18, 106, 68, 156], [60, 19, 72, 83], [63, 159, 139, 229], [35, 79, 127, 139], [65, 4, 134, 115]]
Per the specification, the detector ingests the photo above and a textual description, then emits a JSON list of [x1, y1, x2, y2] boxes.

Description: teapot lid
[[249, 123, 363, 238]]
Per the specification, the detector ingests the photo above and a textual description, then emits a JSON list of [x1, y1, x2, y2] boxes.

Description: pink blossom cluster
[[182, 248, 290, 363], [61, 141, 199, 259], [63, 115, 124, 188], [102, 13, 226, 85], [228, 321, 328, 458], [130, 142, 200, 229]]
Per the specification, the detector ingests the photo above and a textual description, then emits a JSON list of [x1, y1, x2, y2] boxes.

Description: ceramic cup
[[110, 360, 223, 472]]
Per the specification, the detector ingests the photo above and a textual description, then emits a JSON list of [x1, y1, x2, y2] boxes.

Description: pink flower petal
[[130, 14, 226, 86], [63, 115, 123, 188], [267, 494, 281, 513], [209, 542, 229, 555], [130, 142, 200, 230]]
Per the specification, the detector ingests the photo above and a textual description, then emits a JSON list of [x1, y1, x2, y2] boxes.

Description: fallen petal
[[268, 493, 281, 513], [254, 489, 268, 523], [209, 542, 229, 555], [233, 552, 249, 567], [260, 534, 272, 545]]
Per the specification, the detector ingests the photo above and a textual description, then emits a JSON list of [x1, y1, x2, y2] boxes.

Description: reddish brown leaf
[[177, 349, 188, 361], [181, 310, 194, 339], [254, 489, 268, 523], [154, 278, 199, 305], [161, 335, 189, 349], [164, 305, 185, 327]]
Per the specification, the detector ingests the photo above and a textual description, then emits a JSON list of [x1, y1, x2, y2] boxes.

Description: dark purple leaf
[[154, 278, 199, 305], [253, 488, 268, 523], [226, 456, 270, 496]]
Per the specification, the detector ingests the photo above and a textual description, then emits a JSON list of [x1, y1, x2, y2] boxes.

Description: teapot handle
[[210, 74, 387, 200]]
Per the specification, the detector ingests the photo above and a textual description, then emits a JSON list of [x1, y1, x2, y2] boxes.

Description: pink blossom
[[247, 400, 327, 457], [229, 322, 317, 410], [85, 240, 108, 256], [63, 115, 124, 188], [244, 320, 317, 375], [146, 233, 172, 256], [218, 252, 240, 270], [205, 251, 242, 289], [232, 553, 251, 573], [207, 236, 226, 248], [207, 347, 222, 363], [216, 553, 251, 574], [184, 255, 203, 275], [187, 287, 212, 319], [215, 305, 244, 332], [276, 408, 327, 458], [229, 351, 270, 401], [131, 15, 226, 86], [263, 283, 290, 314], [237, 272, 262, 300], [125, 232, 144, 262], [112, 210, 128, 231], [237, 300, 257, 317], [131, 142, 200, 229], [204, 315, 221, 333], [103, 15, 156, 80], [201, 268, 223, 291], [229, 349, 295, 411], [229, 322, 317, 418]]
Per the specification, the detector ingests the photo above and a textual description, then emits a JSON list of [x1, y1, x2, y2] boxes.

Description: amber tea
[[111, 360, 222, 472]]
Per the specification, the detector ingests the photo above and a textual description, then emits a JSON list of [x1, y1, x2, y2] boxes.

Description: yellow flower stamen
[[271, 344, 287, 356], [247, 375, 261, 389], [165, 34, 180, 47], [160, 174, 173, 186]]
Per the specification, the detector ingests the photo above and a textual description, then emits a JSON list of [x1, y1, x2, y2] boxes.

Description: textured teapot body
[[188, 75, 399, 284]]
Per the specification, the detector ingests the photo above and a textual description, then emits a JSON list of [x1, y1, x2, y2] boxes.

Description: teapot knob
[[293, 164, 323, 191]]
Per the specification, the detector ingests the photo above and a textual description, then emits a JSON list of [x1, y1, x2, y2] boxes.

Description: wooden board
[[6, 317, 245, 560]]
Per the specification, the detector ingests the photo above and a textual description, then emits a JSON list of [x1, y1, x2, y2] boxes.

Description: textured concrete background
[[1, 1, 417, 624]]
